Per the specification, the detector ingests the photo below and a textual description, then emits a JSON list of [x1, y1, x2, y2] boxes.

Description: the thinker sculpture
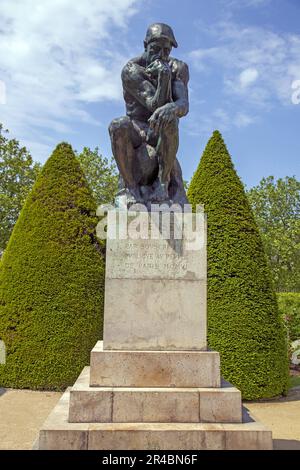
[[109, 23, 189, 208]]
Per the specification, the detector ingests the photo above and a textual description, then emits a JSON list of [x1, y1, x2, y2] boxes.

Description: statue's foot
[[128, 186, 143, 204], [115, 186, 144, 209], [150, 183, 170, 204]]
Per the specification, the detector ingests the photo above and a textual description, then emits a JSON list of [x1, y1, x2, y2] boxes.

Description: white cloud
[[0, 0, 140, 160], [239, 68, 259, 89], [184, 111, 221, 136], [0, 80, 6, 105], [189, 47, 222, 72], [291, 79, 300, 105], [189, 21, 300, 107], [234, 112, 256, 128], [21, 140, 54, 161], [225, 0, 270, 7], [185, 107, 256, 135]]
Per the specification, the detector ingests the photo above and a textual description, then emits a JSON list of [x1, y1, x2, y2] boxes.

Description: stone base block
[[69, 367, 242, 424], [38, 390, 272, 450], [103, 279, 207, 350], [103, 210, 207, 351], [90, 341, 220, 388]]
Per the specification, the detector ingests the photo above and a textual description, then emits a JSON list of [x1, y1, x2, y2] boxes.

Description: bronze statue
[[109, 23, 189, 208]]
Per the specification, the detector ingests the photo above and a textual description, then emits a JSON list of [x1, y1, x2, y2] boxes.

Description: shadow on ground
[[273, 439, 300, 450], [245, 386, 300, 404], [0, 388, 6, 397]]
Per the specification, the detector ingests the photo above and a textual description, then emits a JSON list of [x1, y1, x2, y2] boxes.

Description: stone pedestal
[[37, 209, 273, 450], [103, 210, 207, 350]]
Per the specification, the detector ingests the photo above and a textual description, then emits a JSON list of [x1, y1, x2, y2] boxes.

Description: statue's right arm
[[122, 61, 170, 113]]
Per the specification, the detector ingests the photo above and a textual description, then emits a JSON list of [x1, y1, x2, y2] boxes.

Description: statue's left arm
[[171, 60, 189, 117]]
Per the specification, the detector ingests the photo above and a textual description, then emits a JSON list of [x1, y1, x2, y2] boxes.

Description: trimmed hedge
[[277, 292, 300, 342], [187, 130, 288, 399], [0, 143, 105, 390]]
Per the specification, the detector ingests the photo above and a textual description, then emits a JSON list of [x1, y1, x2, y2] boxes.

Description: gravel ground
[[0, 386, 299, 450]]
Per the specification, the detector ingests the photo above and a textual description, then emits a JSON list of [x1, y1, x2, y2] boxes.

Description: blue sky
[[0, 0, 299, 188]]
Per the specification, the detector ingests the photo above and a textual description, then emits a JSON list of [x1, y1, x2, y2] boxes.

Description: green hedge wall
[[0, 143, 105, 390], [187, 130, 289, 399], [277, 292, 300, 342]]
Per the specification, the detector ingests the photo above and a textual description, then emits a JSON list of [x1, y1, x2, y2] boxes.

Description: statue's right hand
[[146, 59, 171, 79]]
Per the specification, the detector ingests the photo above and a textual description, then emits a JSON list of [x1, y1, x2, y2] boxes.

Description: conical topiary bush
[[0, 143, 105, 390], [187, 130, 288, 399]]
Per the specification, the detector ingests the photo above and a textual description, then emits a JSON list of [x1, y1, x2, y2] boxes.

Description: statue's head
[[144, 23, 178, 64]]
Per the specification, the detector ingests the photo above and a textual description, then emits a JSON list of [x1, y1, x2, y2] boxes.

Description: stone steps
[[37, 340, 273, 449], [69, 367, 242, 424], [39, 390, 272, 450]]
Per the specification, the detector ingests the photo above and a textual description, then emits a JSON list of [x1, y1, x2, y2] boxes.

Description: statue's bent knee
[[109, 116, 131, 138]]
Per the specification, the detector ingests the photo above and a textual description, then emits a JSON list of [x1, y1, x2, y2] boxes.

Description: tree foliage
[[247, 176, 300, 292], [277, 292, 300, 343], [187, 130, 288, 399], [76, 147, 118, 206], [0, 124, 41, 253]]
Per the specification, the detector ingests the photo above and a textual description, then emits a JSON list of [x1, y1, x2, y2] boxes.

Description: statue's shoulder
[[122, 56, 145, 79], [169, 57, 189, 85]]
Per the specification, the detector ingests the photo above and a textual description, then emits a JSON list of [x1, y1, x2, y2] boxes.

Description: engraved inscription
[[105, 214, 206, 280], [107, 238, 191, 278]]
